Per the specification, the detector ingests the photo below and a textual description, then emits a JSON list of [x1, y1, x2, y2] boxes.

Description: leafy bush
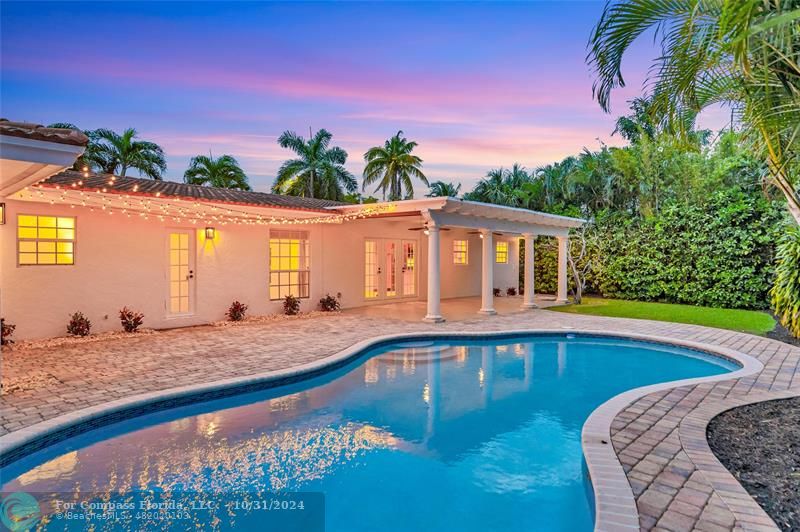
[[523, 189, 783, 309], [590, 190, 783, 309], [770, 227, 800, 337], [283, 295, 300, 316], [67, 312, 91, 336], [319, 293, 341, 312], [493, 288, 501, 297], [506, 287, 517, 296], [1, 318, 15, 345], [119, 307, 145, 333], [226, 300, 248, 322]]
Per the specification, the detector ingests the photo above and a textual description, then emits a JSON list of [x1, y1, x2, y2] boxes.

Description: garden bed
[[707, 397, 800, 531]]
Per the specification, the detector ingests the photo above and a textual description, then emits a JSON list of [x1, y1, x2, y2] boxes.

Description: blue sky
[[0, 1, 728, 194]]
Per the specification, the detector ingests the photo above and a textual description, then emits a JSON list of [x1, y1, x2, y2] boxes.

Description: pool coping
[[578, 333, 763, 531], [0, 328, 764, 531], [678, 389, 799, 531]]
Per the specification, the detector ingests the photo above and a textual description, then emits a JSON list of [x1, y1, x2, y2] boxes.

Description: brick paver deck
[[2, 309, 798, 531]]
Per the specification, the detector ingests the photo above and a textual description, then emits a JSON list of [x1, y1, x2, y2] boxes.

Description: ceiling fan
[[467, 231, 503, 236], [408, 226, 450, 231]]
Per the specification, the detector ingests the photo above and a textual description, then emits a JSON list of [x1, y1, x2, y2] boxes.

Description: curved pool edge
[[580, 334, 763, 532], [677, 389, 797, 531], [0, 328, 763, 531]]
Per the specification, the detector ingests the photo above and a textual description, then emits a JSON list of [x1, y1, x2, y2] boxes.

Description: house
[[0, 121, 584, 340]]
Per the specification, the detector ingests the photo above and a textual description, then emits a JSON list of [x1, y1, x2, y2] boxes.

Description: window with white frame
[[453, 239, 468, 265], [17, 214, 75, 265], [269, 230, 310, 300], [495, 241, 508, 264]]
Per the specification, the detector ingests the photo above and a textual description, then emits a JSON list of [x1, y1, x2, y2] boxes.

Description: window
[[269, 230, 310, 300], [496, 241, 508, 264], [453, 240, 468, 265], [17, 215, 75, 265]]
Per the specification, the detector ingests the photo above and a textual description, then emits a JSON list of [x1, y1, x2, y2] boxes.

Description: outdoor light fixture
[[205, 227, 215, 239], [0, 203, 4, 225], [423, 229, 430, 235]]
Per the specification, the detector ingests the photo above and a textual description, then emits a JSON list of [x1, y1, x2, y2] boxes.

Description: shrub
[[1, 318, 15, 345], [770, 227, 800, 338], [493, 288, 501, 297], [319, 293, 341, 312], [506, 287, 517, 296], [523, 189, 783, 309], [67, 312, 91, 337], [226, 300, 248, 322], [283, 295, 300, 316], [119, 307, 145, 333]]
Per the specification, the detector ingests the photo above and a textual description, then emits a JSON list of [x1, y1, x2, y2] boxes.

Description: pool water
[[0, 335, 736, 531]]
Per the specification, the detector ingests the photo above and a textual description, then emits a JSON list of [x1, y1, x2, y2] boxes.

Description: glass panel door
[[402, 240, 416, 296], [384, 240, 398, 298], [168, 231, 194, 315], [364, 239, 379, 299]]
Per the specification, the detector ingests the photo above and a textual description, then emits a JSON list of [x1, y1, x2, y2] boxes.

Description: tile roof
[[0, 119, 89, 147], [41, 170, 347, 212]]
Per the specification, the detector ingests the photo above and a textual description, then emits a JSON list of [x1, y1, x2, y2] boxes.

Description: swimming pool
[[0, 334, 737, 531]]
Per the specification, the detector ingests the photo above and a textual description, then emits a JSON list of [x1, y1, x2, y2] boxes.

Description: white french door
[[364, 238, 417, 301], [167, 230, 195, 315]]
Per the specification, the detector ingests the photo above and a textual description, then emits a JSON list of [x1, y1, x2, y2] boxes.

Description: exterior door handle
[[377, 267, 382, 274], [187, 270, 194, 280]]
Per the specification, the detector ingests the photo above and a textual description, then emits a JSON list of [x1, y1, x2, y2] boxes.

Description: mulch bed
[[707, 397, 800, 531]]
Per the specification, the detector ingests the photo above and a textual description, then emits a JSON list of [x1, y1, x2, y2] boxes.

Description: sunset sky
[[1, 1, 728, 194]]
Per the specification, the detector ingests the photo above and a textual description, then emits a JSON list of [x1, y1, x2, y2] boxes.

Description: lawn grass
[[549, 297, 776, 336]]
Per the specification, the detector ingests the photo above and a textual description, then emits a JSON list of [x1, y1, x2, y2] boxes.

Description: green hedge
[[521, 189, 785, 309]]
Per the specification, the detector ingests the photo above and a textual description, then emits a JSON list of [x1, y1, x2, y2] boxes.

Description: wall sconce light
[[479, 233, 484, 239], [0, 203, 5, 225], [205, 227, 215, 239], [423, 229, 430, 236]]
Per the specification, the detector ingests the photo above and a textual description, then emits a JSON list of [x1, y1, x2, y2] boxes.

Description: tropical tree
[[587, 0, 800, 224], [426, 181, 462, 197], [184, 154, 251, 190], [273, 129, 356, 200], [463, 164, 531, 206], [363, 131, 428, 200], [91, 128, 167, 179]]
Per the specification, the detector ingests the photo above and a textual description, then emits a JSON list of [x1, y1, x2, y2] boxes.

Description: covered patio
[[346, 294, 565, 322], [335, 198, 585, 322]]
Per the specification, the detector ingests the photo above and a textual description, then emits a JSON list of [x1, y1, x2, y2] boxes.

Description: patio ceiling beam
[[425, 211, 571, 237]]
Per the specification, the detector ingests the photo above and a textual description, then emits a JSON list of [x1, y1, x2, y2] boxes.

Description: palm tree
[[464, 164, 531, 206], [426, 181, 462, 197], [91, 128, 167, 179], [273, 129, 356, 200], [588, 0, 800, 224], [363, 131, 428, 200], [184, 154, 251, 191]]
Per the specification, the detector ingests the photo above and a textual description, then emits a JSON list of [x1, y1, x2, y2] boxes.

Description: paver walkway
[[2, 309, 799, 531]]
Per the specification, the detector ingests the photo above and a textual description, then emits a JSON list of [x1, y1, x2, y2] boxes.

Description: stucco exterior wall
[[1, 200, 520, 340]]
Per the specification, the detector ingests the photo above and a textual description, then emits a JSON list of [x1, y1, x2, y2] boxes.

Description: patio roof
[[331, 197, 585, 236]]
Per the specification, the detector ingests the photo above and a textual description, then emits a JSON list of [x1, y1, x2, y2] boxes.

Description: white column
[[423, 225, 445, 322], [478, 229, 496, 315], [556, 235, 569, 303], [522, 233, 537, 309]]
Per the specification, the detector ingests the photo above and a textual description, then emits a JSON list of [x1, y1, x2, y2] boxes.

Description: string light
[[16, 182, 396, 227]]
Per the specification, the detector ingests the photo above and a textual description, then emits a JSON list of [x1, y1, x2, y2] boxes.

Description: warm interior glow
[[169, 232, 191, 314], [453, 239, 468, 265], [269, 230, 310, 300], [496, 241, 508, 264], [17, 214, 75, 265]]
